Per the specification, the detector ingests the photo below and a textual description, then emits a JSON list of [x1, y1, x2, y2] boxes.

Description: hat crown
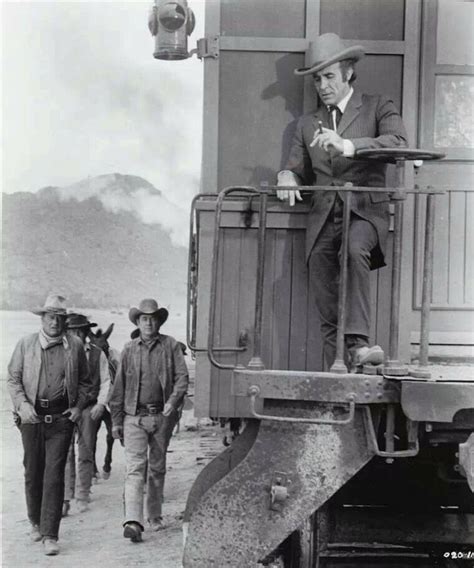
[[309, 33, 348, 67], [41, 294, 67, 313], [138, 298, 160, 314], [66, 313, 92, 328], [295, 33, 364, 76], [128, 298, 169, 326]]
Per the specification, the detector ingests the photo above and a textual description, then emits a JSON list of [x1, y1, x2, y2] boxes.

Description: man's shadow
[[240, 54, 324, 372], [262, 53, 307, 171]]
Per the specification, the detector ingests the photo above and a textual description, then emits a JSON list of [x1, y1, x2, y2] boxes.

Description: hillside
[[2, 175, 188, 311]]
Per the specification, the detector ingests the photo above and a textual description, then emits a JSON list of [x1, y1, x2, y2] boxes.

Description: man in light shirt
[[63, 313, 111, 514], [277, 33, 408, 370], [7, 294, 90, 556]]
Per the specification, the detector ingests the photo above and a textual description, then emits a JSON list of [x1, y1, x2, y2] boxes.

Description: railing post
[[248, 192, 268, 370], [384, 161, 409, 376], [410, 192, 435, 379], [330, 186, 352, 374]]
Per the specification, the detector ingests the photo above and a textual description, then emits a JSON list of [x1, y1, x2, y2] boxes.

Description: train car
[[150, 0, 474, 566]]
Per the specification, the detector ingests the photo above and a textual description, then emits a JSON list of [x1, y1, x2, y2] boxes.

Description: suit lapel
[[338, 90, 362, 135]]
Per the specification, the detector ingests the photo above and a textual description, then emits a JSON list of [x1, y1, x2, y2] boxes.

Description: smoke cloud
[[3, 1, 205, 223]]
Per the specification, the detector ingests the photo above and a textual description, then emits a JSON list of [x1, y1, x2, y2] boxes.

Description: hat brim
[[32, 308, 67, 316], [128, 307, 169, 326], [67, 322, 98, 329], [295, 46, 364, 76]]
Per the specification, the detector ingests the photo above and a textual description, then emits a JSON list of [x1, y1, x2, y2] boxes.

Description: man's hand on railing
[[276, 170, 302, 207]]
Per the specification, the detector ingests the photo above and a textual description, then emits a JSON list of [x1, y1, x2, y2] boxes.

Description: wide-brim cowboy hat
[[295, 33, 364, 76], [66, 313, 98, 329], [128, 298, 169, 326], [32, 293, 68, 316]]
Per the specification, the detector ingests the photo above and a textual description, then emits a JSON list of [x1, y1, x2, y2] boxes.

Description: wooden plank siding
[[413, 189, 474, 311]]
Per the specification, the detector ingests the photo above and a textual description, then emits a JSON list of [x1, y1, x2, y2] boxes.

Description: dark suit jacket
[[285, 90, 408, 268]]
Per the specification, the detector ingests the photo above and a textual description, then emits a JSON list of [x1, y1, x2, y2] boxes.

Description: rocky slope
[[2, 174, 188, 310]]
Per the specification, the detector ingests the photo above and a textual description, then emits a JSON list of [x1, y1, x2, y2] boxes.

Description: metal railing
[[201, 182, 442, 376]]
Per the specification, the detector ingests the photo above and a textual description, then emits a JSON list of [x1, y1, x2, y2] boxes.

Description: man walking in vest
[[109, 298, 189, 542], [64, 313, 111, 514], [7, 294, 90, 556]]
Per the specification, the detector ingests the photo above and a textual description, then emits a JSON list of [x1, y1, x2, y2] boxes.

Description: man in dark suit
[[277, 33, 408, 370]]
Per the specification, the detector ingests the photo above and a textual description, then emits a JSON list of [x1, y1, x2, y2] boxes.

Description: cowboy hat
[[31, 293, 68, 316], [295, 33, 364, 76], [128, 298, 169, 326], [66, 313, 98, 329]]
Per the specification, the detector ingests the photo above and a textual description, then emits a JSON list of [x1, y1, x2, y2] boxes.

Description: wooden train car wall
[[193, 0, 474, 418]]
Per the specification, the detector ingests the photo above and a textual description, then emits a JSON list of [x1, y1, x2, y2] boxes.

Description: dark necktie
[[328, 105, 342, 130]]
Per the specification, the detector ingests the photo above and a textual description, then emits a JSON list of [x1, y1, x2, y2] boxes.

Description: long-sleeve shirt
[[85, 343, 111, 406], [137, 338, 164, 406], [37, 343, 66, 401]]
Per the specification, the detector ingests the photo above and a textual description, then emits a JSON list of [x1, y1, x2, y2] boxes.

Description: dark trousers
[[308, 203, 378, 369], [20, 417, 74, 539]]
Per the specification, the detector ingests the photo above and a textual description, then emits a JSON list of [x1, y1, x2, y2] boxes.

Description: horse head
[[89, 323, 115, 356]]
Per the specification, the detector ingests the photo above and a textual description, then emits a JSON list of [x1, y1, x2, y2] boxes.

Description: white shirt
[[328, 87, 355, 156]]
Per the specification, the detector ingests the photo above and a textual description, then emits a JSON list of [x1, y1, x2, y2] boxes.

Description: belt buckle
[[147, 404, 158, 415], [44, 415, 53, 424], [39, 399, 49, 409]]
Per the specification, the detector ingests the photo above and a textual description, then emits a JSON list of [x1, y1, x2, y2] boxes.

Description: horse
[[88, 323, 119, 480]]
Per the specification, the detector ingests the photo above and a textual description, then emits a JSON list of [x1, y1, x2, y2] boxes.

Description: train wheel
[[281, 509, 326, 568], [258, 511, 319, 568]]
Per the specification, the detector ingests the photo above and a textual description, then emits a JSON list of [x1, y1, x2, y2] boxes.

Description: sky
[[2, 0, 206, 212]]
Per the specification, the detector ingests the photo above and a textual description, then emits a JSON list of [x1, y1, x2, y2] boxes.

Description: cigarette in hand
[[310, 121, 324, 148]]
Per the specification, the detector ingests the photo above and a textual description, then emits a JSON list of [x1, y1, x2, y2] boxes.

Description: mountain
[[2, 174, 188, 311]]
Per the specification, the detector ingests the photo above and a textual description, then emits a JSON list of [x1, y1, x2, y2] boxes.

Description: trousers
[[64, 406, 101, 502], [123, 412, 177, 528], [308, 205, 378, 369], [20, 417, 74, 538]]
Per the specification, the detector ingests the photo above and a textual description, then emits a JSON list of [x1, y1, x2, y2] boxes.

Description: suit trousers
[[308, 205, 378, 369], [123, 412, 177, 528], [20, 417, 74, 538]]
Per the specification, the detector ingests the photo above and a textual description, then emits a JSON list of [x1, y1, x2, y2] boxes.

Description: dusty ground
[[1, 397, 221, 568]]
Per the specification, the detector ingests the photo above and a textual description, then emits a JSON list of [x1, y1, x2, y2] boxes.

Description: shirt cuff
[[343, 139, 355, 157]]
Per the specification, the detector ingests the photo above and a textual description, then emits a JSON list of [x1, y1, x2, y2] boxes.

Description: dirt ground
[[1, 393, 222, 568]]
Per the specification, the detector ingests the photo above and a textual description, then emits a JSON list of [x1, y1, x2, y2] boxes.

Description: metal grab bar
[[364, 406, 419, 458], [248, 385, 356, 425], [207, 186, 262, 370], [187, 193, 214, 352], [261, 184, 446, 195], [410, 192, 436, 378], [187, 193, 248, 354]]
